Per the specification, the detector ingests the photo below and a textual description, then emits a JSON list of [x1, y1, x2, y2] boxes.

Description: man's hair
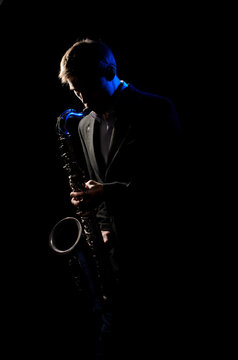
[[59, 38, 117, 84]]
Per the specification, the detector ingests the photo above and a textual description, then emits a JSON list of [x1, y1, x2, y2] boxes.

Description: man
[[58, 38, 183, 359]]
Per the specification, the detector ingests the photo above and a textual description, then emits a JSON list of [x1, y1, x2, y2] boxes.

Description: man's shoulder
[[121, 84, 176, 112], [120, 84, 181, 135]]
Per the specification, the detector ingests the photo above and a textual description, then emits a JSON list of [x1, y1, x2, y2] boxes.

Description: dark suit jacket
[[77, 84, 182, 269]]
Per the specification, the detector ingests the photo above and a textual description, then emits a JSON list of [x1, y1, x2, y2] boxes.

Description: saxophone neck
[[57, 107, 90, 135]]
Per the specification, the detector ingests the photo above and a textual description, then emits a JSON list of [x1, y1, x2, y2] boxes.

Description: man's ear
[[104, 65, 116, 81]]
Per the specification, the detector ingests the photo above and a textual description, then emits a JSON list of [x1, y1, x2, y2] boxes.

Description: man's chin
[[90, 104, 107, 116]]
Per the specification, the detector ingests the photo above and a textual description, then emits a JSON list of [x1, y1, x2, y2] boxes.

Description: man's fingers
[[70, 191, 83, 197], [85, 179, 96, 189]]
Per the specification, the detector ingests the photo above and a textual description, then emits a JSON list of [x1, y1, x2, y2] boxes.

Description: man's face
[[67, 73, 111, 114]]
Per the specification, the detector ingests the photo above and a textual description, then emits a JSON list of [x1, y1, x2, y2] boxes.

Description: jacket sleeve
[[102, 181, 134, 215], [95, 201, 114, 231]]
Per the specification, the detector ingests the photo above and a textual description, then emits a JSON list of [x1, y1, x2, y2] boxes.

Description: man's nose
[[74, 90, 85, 102]]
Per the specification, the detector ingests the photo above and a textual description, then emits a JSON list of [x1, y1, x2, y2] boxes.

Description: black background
[[0, 0, 217, 356]]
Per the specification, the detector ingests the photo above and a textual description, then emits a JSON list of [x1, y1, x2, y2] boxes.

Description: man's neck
[[106, 79, 125, 110], [93, 78, 126, 117]]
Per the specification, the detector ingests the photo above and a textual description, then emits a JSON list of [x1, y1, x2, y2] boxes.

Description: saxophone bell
[[49, 216, 83, 254]]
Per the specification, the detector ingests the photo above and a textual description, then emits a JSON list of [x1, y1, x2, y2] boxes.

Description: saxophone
[[49, 108, 112, 311]]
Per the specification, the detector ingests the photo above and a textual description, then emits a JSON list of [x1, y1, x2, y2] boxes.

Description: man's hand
[[70, 180, 104, 215], [101, 230, 111, 243]]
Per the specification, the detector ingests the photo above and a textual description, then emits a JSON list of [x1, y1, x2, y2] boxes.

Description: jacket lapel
[[83, 112, 104, 180], [106, 113, 133, 176], [82, 107, 133, 180]]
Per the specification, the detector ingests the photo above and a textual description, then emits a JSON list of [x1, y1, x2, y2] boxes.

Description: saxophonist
[[58, 38, 182, 360]]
